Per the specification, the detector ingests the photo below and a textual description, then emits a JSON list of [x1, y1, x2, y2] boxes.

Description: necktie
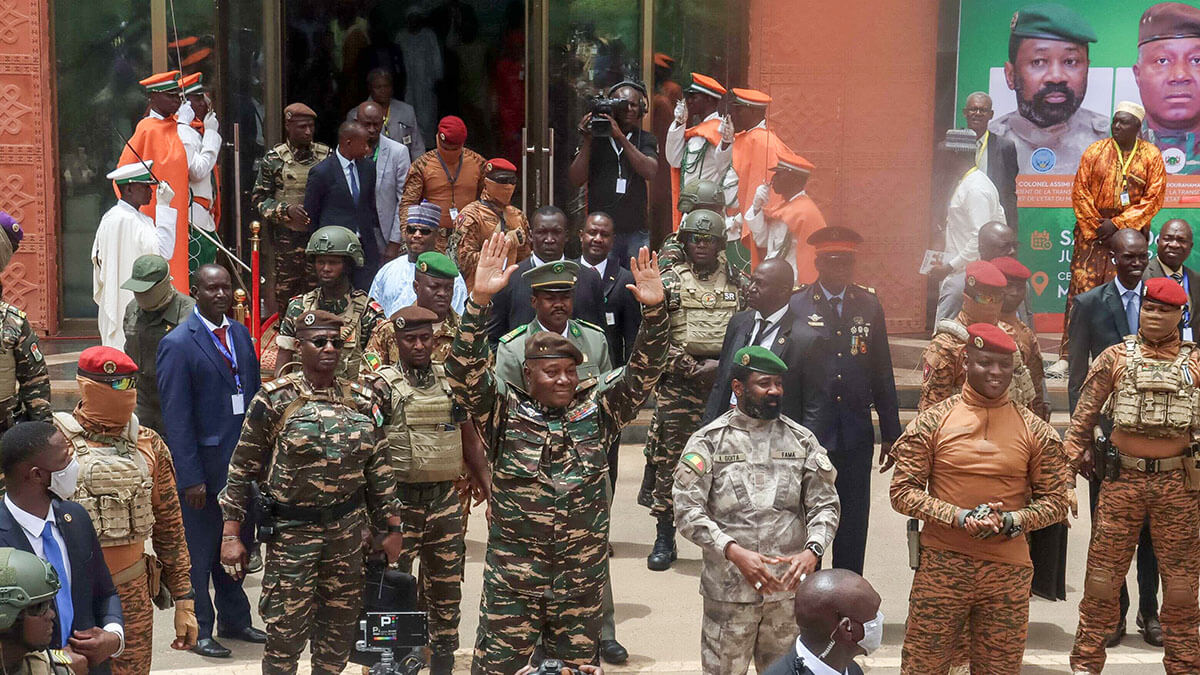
[[41, 522, 73, 646], [348, 164, 360, 204], [213, 326, 234, 370], [829, 296, 842, 318], [1174, 273, 1192, 329], [1125, 290, 1139, 333], [1172, 272, 1184, 283], [751, 317, 770, 346]]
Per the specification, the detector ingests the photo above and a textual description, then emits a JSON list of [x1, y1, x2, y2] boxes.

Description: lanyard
[[195, 309, 242, 393], [1113, 138, 1138, 180], [609, 136, 625, 179], [436, 152, 464, 207]]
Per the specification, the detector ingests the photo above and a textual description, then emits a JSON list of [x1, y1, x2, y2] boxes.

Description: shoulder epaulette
[[854, 283, 876, 294], [500, 324, 528, 343], [577, 320, 604, 333], [261, 374, 296, 394], [795, 283, 811, 292]]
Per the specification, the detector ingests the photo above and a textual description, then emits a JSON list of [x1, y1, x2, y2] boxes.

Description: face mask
[[962, 294, 1002, 325], [76, 376, 137, 429], [484, 179, 516, 206], [1140, 307, 1183, 342], [857, 610, 884, 655], [437, 140, 462, 163], [135, 277, 174, 311], [48, 458, 80, 501]]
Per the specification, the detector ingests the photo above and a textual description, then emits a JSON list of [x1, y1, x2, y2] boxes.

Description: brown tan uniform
[[364, 310, 460, 369], [52, 412, 191, 675], [1067, 336, 1200, 674], [919, 316, 1038, 414], [1000, 313, 1048, 418]]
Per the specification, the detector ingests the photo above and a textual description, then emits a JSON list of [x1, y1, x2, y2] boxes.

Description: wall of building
[[0, 0, 58, 333], [748, 0, 940, 333]]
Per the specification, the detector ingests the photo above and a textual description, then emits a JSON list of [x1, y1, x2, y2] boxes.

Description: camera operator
[[568, 81, 659, 265]]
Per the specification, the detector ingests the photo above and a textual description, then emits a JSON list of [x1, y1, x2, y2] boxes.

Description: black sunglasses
[[301, 337, 345, 349], [406, 226, 434, 235]]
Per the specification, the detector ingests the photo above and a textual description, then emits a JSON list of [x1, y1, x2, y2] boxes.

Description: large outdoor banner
[[956, 0, 1200, 319]]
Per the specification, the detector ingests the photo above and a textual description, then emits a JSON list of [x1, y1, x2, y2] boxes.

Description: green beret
[[1009, 3, 1097, 44], [391, 304, 438, 331], [415, 251, 459, 279], [733, 345, 788, 375], [522, 260, 579, 291]]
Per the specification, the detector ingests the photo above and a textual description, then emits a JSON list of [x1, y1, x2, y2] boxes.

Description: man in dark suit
[[789, 227, 901, 575], [578, 212, 640, 365], [486, 205, 604, 346], [1066, 228, 1160, 646], [0, 421, 123, 673], [157, 264, 265, 658], [303, 120, 380, 289], [760, 569, 878, 675], [964, 91, 1019, 229], [1143, 218, 1199, 342]]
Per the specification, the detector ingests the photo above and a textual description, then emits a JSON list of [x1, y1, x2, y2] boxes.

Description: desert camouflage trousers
[[901, 547, 1033, 675], [259, 511, 365, 675], [700, 596, 795, 675], [111, 574, 154, 675], [1071, 469, 1200, 674], [646, 371, 709, 518], [395, 482, 466, 655], [472, 585, 601, 675]]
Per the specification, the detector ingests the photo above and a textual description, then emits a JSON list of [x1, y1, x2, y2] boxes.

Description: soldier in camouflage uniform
[[251, 103, 331, 312], [121, 255, 194, 433], [674, 346, 840, 675], [0, 548, 80, 675], [447, 233, 668, 674], [218, 309, 404, 675], [1067, 277, 1200, 674], [646, 208, 742, 571], [365, 251, 462, 367], [917, 260, 1007, 412], [992, 256, 1049, 420], [275, 227, 386, 381], [891, 323, 1069, 674], [0, 230, 48, 433]]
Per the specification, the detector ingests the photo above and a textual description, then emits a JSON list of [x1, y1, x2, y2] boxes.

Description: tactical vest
[[275, 143, 328, 212], [669, 266, 737, 357], [377, 364, 463, 483], [1105, 338, 1199, 438], [52, 412, 153, 548], [300, 291, 369, 380], [0, 303, 20, 405]]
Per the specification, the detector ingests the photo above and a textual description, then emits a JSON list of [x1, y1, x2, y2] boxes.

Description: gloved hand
[[719, 115, 735, 144], [752, 183, 770, 211], [203, 111, 219, 133], [156, 181, 175, 204], [673, 99, 688, 125], [171, 598, 198, 650], [176, 100, 195, 125]]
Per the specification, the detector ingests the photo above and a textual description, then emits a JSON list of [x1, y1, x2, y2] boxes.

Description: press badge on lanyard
[[611, 137, 627, 194], [1116, 138, 1136, 208], [200, 313, 245, 415]]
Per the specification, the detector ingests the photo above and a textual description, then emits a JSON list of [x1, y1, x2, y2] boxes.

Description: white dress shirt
[[793, 635, 847, 675], [748, 304, 789, 347], [530, 252, 566, 268], [944, 169, 1005, 271], [580, 256, 608, 280]]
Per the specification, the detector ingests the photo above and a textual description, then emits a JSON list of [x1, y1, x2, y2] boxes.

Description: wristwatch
[[174, 589, 196, 601], [805, 542, 825, 558]]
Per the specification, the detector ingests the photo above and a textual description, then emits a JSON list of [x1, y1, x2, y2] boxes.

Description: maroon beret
[[990, 256, 1032, 281], [78, 346, 138, 379], [964, 260, 1008, 291], [966, 323, 1017, 354], [437, 116, 468, 145], [1144, 276, 1189, 307]]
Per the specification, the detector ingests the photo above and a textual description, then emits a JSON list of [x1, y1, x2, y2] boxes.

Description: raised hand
[[472, 232, 518, 304], [626, 246, 664, 306]]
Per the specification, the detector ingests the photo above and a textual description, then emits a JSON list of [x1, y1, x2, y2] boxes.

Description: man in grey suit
[[354, 101, 411, 260], [964, 91, 1020, 230], [348, 69, 425, 160], [1142, 219, 1200, 342]]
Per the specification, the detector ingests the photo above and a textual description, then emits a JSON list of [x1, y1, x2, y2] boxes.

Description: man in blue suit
[[0, 421, 123, 673], [157, 264, 265, 658], [303, 120, 380, 289]]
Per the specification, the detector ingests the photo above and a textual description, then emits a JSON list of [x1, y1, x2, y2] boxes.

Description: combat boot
[[637, 462, 655, 508], [646, 514, 677, 571], [429, 650, 454, 675]]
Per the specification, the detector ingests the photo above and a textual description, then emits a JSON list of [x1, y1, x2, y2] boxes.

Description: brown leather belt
[[111, 556, 147, 585]]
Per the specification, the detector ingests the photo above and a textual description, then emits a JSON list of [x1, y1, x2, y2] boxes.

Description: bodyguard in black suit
[[964, 92, 1019, 229], [759, 568, 879, 675], [303, 121, 380, 288], [0, 422, 123, 673], [578, 212, 641, 365], [789, 227, 900, 575], [1143, 219, 1200, 341], [1065, 229, 1161, 645]]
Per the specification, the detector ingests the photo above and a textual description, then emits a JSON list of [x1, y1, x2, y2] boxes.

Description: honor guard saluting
[[365, 251, 463, 367], [274, 226, 386, 380], [365, 305, 489, 675], [122, 255, 194, 433], [0, 548, 78, 674], [251, 103, 331, 312], [666, 74, 734, 223], [0, 228, 48, 433], [1068, 277, 1200, 675], [918, 260, 1007, 411], [646, 208, 742, 572], [447, 234, 669, 673], [891, 324, 1069, 674], [675, 346, 840, 675], [219, 309, 404, 675], [54, 347, 199, 674], [789, 227, 901, 575]]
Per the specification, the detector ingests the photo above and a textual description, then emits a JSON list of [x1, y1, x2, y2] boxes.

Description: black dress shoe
[[599, 639, 628, 664], [429, 651, 454, 675], [1106, 620, 1126, 648], [192, 638, 232, 658], [1137, 612, 1164, 647], [218, 625, 268, 644]]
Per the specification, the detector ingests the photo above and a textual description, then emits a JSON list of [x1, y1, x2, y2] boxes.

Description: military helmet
[[0, 548, 60, 631], [678, 208, 725, 238], [678, 180, 726, 214], [306, 226, 365, 267]]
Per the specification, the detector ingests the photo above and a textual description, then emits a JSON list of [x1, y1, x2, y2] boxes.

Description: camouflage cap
[[120, 254, 171, 292], [391, 304, 438, 331], [733, 345, 788, 374], [525, 331, 583, 364], [296, 309, 344, 332], [415, 251, 459, 279], [523, 260, 579, 291]]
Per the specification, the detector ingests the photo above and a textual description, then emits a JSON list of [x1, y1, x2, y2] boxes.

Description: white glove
[[176, 100, 195, 125], [157, 181, 175, 204], [752, 183, 770, 211], [673, 99, 688, 125], [719, 115, 735, 144], [203, 111, 219, 133]]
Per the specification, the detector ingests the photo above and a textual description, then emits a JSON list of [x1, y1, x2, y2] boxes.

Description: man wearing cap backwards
[[744, 149, 828, 285], [646, 208, 743, 572], [666, 74, 734, 226], [362, 304, 489, 675], [251, 103, 331, 313], [989, 3, 1108, 175], [370, 205, 468, 319], [449, 157, 530, 288], [219, 309, 404, 675], [1144, 219, 1200, 342], [0, 547, 82, 674], [675, 345, 840, 675], [354, 100, 411, 261], [94, 160, 178, 349], [53, 346, 199, 674], [175, 73, 223, 269], [919, 260, 1008, 411], [400, 115, 487, 253], [963, 92, 1020, 229], [118, 71, 191, 291], [274, 226, 386, 381], [890, 322, 1068, 674], [788, 227, 901, 577], [1067, 277, 1200, 674], [366, 252, 465, 367], [447, 233, 668, 673], [1135, 3, 1200, 174], [121, 255, 195, 433]]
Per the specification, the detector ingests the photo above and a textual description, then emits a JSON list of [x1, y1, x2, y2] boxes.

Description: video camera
[[588, 97, 628, 135], [351, 558, 429, 675]]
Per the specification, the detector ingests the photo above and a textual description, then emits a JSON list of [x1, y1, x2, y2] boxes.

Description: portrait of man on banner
[[1135, 2, 1200, 175]]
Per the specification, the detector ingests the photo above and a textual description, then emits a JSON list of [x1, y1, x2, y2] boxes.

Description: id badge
[[606, 312, 616, 326], [615, 178, 628, 194], [1120, 191, 1131, 207], [232, 394, 245, 416], [449, 207, 459, 220]]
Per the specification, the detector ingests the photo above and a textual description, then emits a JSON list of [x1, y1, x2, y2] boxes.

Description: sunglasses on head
[[406, 226, 435, 235], [301, 336, 346, 349]]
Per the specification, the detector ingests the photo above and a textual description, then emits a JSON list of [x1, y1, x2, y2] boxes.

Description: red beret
[[964, 260, 1007, 291], [1144, 276, 1189, 307], [485, 158, 516, 173], [966, 323, 1017, 354], [78, 346, 138, 379], [990, 256, 1031, 281], [437, 116, 468, 145]]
